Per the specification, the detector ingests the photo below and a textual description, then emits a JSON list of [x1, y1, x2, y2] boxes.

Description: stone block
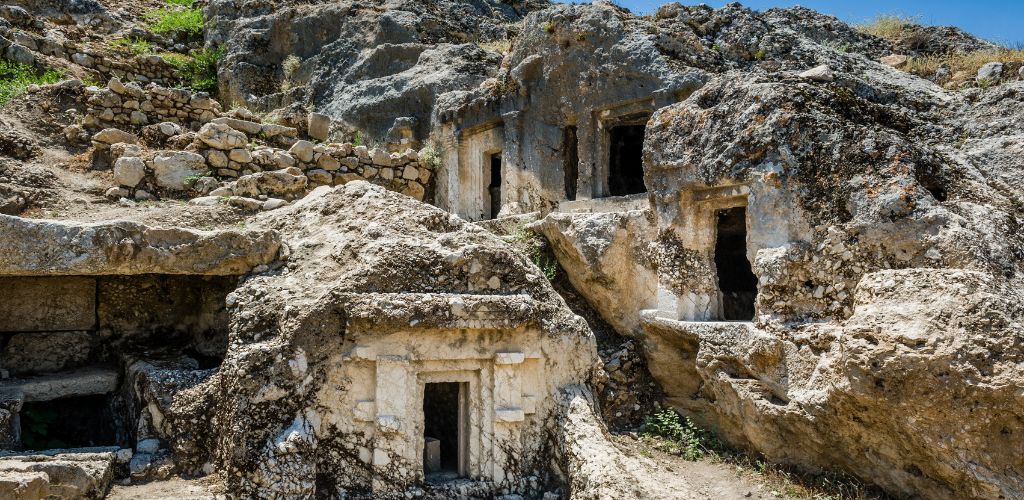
[[0, 331, 94, 375], [0, 366, 119, 402], [0, 277, 96, 332]]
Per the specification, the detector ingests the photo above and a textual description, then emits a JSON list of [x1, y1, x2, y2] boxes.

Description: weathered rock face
[[153, 182, 596, 497], [207, 0, 543, 143], [635, 67, 1024, 499], [0, 215, 281, 276], [532, 210, 658, 338]]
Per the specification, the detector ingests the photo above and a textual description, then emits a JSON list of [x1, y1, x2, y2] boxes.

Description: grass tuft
[[145, 0, 204, 39], [477, 39, 512, 55], [109, 37, 155, 56], [855, 14, 920, 41], [0, 60, 63, 107], [904, 48, 1024, 83]]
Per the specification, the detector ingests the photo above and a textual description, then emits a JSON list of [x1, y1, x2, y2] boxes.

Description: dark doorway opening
[[20, 395, 117, 450], [423, 382, 463, 481], [608, 124, 647, 196], [563, 126, 579, 201], [714, 207, 757, 321], [488, 153, 502, 219]]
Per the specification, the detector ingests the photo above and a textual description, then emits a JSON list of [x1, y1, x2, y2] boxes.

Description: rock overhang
[[0, 214, 282, 276]]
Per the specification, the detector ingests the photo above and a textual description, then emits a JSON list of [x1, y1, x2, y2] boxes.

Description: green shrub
[[0, 60, 63, 107], [641, 408, 716, 461], [110, 37, 155, 56], [163, 46, 224, 93], [145, 0, 204, 39]]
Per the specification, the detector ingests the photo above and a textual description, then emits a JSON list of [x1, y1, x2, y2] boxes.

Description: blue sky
[[569, 1, 1023, 45]]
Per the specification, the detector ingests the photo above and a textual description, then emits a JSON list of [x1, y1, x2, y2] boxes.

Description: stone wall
[[83, 78, 221, 131], [0, 26, 180, 85], [81, 79, 437, 208], [0, 275, 236, 379]]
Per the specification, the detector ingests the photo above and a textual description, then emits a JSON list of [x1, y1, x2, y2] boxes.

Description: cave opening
[[423, 382, 465, 481], [19, 395, 117, 451], [608, 124, 647, 197], [714, 207, 757, 321], [487, 152, 502, 219], [563, 126, 579, 201]]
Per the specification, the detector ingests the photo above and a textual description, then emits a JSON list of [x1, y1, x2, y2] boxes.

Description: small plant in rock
[[511, 227, 560, 282], [477, 39, 512, 55], [280, 55, 302, 92], [541, 21, 555, 34], [353, 130, 363, 147], [418, 145, 441, 170], [183, 172, 209, 188], [753, 48, 766, 61], [110, 37, 155, 56], [641, 408, 716, 461], [0, 60, 63, 107]]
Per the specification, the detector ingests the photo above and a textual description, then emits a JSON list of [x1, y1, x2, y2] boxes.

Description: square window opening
[[608, 124, 647, 197]]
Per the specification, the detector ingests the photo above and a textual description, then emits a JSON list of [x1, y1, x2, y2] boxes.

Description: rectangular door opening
[[423, 382, 466, 482], [19, 394, 117, 450], [714, 207, 757, 321], [608, 124, 647, 197], [486, 152, 502, 220], [563, 126, 579, 201]]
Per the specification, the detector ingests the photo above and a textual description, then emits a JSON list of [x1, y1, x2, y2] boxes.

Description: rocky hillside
[[1, 0, 1023, 499]]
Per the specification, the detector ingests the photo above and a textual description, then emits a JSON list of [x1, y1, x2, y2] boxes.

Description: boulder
[[234, 167, 308, 198], [977, 61, 1003, 82], [197, 122, 248, 150], [878, 54, 909, 68], [307, 112, 330, 141], [113, 156, 147, 187], [289, 140, 315, 163], [0, 215, 280, 276], [92, 128, 138, 145], [4, 43, 33, 65], [798, 64, 833, 81], [152, 151, 207, 190]]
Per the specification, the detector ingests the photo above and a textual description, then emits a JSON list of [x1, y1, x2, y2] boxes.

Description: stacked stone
[[102, 120, 436, 210], [83, 78, 220, 131], [0, 128, 36, 160], [0, 25, 179, 84]]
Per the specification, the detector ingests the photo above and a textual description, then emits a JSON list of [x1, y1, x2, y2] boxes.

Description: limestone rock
[[113, 156, 146, 187], [307, 112, 330, 142], [879, 54, 909, 68], [235, 168, 308, 198], [197, 122, 247, 150], [534, 211, 658, 338], [152, 151, 206, 190], [977, 61, 1003, 82], [0, 215, 280, 275], [798, 64, 833, 81], [289, 140, 315, 163], [92, 128, 138, 145]]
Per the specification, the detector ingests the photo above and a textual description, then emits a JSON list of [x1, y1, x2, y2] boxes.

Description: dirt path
[[107, 476, 224, 499]]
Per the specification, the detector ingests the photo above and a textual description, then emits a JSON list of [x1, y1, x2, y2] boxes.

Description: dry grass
[[904, 48, 1024, 80], [855, 14, 919, 41], [477, 39, 512, 55]]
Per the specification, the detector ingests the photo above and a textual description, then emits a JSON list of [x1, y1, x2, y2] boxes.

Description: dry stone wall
[[79, 79, 436, 209], [0, 25, 180, 85]]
